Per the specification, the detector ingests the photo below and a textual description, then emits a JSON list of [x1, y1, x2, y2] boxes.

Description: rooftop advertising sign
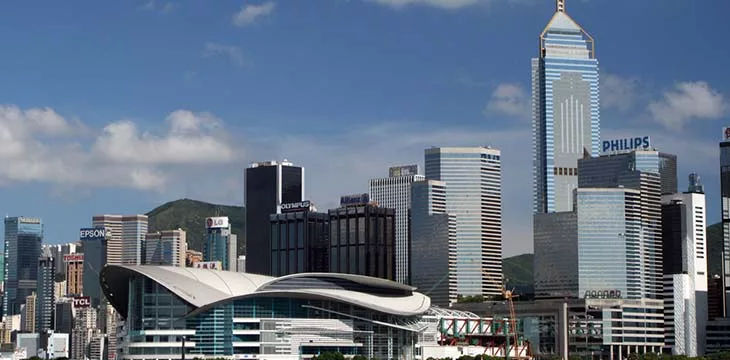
[[79, 227, 107, 240], [206, 217, 229, 229], [281, 200, 312, 213], [601, 136, 651, 154], [388, 165, 418, 177], [340, 193, 370, 207]]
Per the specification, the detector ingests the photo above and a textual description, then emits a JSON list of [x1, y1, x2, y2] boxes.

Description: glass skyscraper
[[204, 217, 237, 271], [3, 216, 43, 316], [533, 0, 600, 213], [720, 128, 730, 316], [424, 147, 503, 297]]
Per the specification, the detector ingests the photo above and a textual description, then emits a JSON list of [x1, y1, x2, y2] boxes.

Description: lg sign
[[73, 296, 91, 308], [206, 217, 229, 229], [79, 228, 106, 239]]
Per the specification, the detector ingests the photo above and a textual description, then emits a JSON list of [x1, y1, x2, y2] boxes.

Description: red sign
[[64, 254, 84, 262], [73, 296, 91, 308]]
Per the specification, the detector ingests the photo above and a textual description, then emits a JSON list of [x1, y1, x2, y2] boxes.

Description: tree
[[353, 355, 368, 360], [316, 352, 346, 360]]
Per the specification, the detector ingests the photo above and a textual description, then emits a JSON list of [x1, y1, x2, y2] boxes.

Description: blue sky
[[0, 0, 728, 256]]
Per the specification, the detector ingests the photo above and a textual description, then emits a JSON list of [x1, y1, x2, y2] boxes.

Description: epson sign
[[601, 136, 651, 154], [79, 228, 106, 240]]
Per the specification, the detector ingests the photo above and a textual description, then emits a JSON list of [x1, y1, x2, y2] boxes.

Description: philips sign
[[281, 200, 311, 213], [601, 136, 651, 154], [79, 228, 107, 240]]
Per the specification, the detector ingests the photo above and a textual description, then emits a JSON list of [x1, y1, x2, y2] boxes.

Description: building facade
[[659, 153, 678, 195], [328, 203, 396, 281], [661, 187, 708, 356], [533, 211, 578, 299], [92, 215, 123, 265], [3, 216, 43, 316], [42, 243, 79, 282], [36, 253, 55, 333], [79, 227, 109, 307], [409, 180, 456, 307], [64, 253, 84, 296], [720, 127, 730, 316], [532, 0, 600, 214], [424, 146, 503, 297], [144, 229, 187, 267], [121, 215, 149, 266], [245, 160, 304, 275], [204, 217, 237, 271], [369, 165, 425, 284], [101, 265, 431, 360], [269, 202, 329, 277]]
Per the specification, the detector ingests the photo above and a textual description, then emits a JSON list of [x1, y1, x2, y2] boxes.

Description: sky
[[0, 0, 728, 256]]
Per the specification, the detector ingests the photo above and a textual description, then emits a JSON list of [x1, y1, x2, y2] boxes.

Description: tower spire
[[557, 0, 565, 12]]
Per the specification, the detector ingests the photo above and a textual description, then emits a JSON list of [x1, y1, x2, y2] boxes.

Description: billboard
[[193, 261, 222, 270], [206, 217, 229, 229], [601, 136, 651, 154], [340, 193, 370, 207], [724, 127, 730, 141], [388, 165, 418, 177], [281, 200, 312, 213], [63, 254, 84, 262], [73, 296, 91, 308], [583, 289, 622, 299], [79, 227, 107, 240]]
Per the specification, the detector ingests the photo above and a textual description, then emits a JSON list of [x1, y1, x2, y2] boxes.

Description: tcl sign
[[73, 296, 91, 308], [206, 217, 229, 229], [79, 228, 107, 240]]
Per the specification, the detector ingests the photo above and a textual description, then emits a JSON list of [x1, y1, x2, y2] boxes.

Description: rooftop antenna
[[557, 0, 565, 12]]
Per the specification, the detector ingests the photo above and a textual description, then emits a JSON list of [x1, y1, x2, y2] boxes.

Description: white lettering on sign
[[79, 228, 106, 239], [206, 217, 229, 229], [73, 297, 91, 308]]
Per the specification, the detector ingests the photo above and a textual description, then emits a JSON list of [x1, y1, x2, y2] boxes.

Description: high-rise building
[[236, 255, 246, 273], [328, 198, 396, 281], [532, 0, 600, 214], [369, 165, 425, 284], [245, 160, 304, 275], [36, 252, 55, 333], [661, 178, 708, 356], [659, 152, 678, 195], [578, 150, 663, 299], [720, 127, 730, 316], [3, 216, 43, 316], [709, 275, 725, 320], [269, 201, 329, 277], [144, 229, 187, 267], [121, 215, 149, 266], [79, 227, 109, 307], [424, 146, 503, 297], [64, 253, 84, 296], [409, 180, 456, 306], [204, 217, 237, 271], [42, 243, 79, 282], [54, 300, 73, 336], [92, 215, 122, 265], [533, 211, 578, 299], [24, 292, 37, 333], [71, 306, 98, 360]]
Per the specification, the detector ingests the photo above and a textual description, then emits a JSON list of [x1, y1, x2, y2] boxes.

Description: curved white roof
[[101, 265, 431, 318]]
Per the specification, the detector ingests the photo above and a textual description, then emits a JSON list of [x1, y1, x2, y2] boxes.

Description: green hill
[[146, 199, 246, 256], [503, 253, 534, 295]]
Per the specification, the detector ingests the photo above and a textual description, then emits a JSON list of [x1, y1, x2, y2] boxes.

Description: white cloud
[[232, 2, 276, 27], [486, 83, 530, 120], [370, 0, 481, 9], [203, 42, 246, 67], [601, 73, 640, 112], [0, 106, 238, 192], [648, 81, 728, 131]]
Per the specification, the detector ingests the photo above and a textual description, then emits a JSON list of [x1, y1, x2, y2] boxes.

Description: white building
[[145, 229, 187, 267], [661, 176, 708, 356], [369, 165, 425, 283], [93, 214, 148, 266], [424, 147, 503, 297], [92, 215, 123, 265], [236, 255, 246, 272]]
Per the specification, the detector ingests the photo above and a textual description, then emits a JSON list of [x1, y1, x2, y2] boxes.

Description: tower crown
[[557, 0, 565, 12]]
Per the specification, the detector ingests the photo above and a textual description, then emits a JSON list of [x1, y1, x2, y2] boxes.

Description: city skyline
[[0, 1, 726, 257]]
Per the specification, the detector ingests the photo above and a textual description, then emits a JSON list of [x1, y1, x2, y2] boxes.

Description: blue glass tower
[[533, 0, 600, 214], [3, 216, 43, 316]]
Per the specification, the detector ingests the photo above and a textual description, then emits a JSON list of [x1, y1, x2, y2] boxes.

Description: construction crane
[[482, 270, 523, 360]]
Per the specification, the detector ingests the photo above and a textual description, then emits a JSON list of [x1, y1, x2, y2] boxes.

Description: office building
[[42, 243, 79, 281], [36, 253, 55, 333], [100, 265, 431, 360], [71, 307, 98, 360], [424, 146, 503, 297], [185, 249, 203, 267], [661, 179, 708, 356], [121, 215, 149, 266], [54, 300, 73, 336], [92, 215, 122, 265], [578, 150, 663, 299], [41, 332, 70, 359], [659, 152, 678, 194], [328, 197, 396, 280], [245, 160, 304, 275], [236, 255, 246, 272], [410, 180, 456, 306], [54, 280, 67, 300], [532, 0, 600, 214], [79, 227, 109, 307], [269, 201, 329, 276], [710, 275, 724, 320], [88, 334, 106, 360], [23, 292, 36, 333], [720, 127, 730, 316], [3, 216, 43, 316], [64, 253, 83, 296], [369, 165, 425, 283], [144, 229, 187, 267], [204, 217, 237, 271], [533, 211, 578, 299]]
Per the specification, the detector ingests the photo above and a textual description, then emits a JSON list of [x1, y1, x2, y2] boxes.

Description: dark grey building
[[720, 129, 730, 316], [54, 300, 73, 335], [3, 217, 43, 316], [328, 202, 396, 281], [79, 227, 108, 307], [245, 160, 304, 275], [36, 252, 55, 333], [659, 152, 678, 195], [533, 211, 578, 299], [269, 201, 329, 277]]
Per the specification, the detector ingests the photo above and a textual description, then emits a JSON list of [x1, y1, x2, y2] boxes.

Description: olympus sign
[[280, 200, 311, 213], [79, 228, 107, 239]]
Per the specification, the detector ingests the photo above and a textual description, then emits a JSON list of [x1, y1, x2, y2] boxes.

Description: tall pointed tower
[[532, 0, 600, 214]]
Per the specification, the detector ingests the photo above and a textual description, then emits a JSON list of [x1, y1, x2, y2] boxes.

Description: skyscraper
[[3, 217, 43, 316], [204, 217, 237, 271], [245, 160, 304, 275], [720, 126, 730, 316], [121, 215, 149, 266], [64, 253, 84, 296], [36, 252, 55, 333], [144, 229, 187, 267], [409, 180, 456, 306], [92, 215, 122, 265], [369, 165, 425, 284], [424, 147, 503, 297], [532, 0, 600, 214], [79, 227, 108, 307], [269, 201, 329, 277]]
